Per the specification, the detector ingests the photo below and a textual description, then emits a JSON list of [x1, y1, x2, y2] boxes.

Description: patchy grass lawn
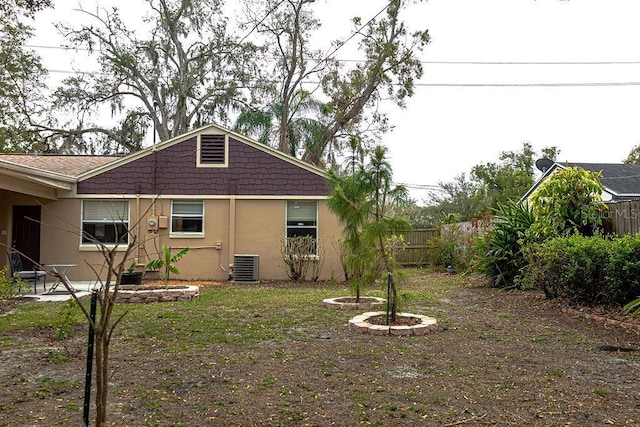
[[0, 270, 639, 426]]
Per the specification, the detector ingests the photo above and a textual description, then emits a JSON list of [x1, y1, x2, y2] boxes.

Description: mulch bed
[[364, 313, 423, 326], [332, 297, 380, 304]]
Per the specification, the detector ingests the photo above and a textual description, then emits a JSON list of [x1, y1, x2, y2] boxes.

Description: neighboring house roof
[[1, 123, 329, 199], [572, 163, 640, 196], [521, 162, 640, 202]]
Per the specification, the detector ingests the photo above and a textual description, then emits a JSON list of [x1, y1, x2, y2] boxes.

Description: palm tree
[[233, 89, 327, 158], [343, 135, 366, 175], [327, 167, 372, 301], [328, 143, 409, 311], [364, 146, 410, 321]]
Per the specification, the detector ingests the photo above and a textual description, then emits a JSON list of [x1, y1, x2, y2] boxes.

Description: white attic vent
[[197, 134, 227, 167], [233, 254, 259, 283]]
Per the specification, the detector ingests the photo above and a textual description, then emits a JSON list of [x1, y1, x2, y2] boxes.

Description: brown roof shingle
[[0, 154, 121, 178]]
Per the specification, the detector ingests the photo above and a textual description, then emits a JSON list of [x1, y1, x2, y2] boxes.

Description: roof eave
[[0, 159, 77, 183], [520, 163, 566, 202]]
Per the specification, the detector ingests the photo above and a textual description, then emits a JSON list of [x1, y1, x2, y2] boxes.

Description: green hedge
[[607, 235, 640, 302], [521, 234, 640, 306], [474, 201, 536, 289]]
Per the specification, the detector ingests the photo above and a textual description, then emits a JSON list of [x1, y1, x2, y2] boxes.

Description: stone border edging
[[349, 311, 440, 336], [112, 285, 200, 303], [323, 296, 386, 310], [562, 307, 640, 335]]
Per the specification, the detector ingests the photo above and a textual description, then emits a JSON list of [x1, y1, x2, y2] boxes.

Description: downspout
[[150, 112, 158, 265], [152, 102, 158, 196], [153, 146, 157, 195], [228, 196, 236, 276], [227, 179, 237, 278], [136, 194, 141, 263]]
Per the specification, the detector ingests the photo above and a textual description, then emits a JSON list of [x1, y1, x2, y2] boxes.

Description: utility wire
[[236, 0, 287, 46], [395, 182, 443, 190], [314, 0, 393, 65], [22, 45, 640, 66], [42, 68, 640, 87], [300, 0, 395, 98], [411, 82, 640, 87], [25, 44, 640, 66], [25, 0, 391, 66], [419, 60, 640, 65]]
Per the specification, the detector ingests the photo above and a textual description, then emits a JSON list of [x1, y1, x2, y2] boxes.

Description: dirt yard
[[0, 272, 639, 426]]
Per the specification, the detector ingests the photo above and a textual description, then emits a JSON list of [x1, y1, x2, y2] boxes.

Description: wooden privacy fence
[[395, 228, 438, 266], [605, 200, 640, 237]]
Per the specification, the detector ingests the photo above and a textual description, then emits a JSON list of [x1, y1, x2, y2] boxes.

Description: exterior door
[[11, 205, 41, 269]]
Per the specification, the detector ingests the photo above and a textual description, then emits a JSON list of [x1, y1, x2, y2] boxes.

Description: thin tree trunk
[[353, 235, 361, 303], [378, 233, 396, 322]]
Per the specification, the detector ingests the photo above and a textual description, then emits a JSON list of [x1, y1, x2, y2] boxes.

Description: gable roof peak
[[78, 123, 327, 181]]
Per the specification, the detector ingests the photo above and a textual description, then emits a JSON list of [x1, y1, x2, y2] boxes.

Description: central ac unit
[[233, 254, 259, 283]]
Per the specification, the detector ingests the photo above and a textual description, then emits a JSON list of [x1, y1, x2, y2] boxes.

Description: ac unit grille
[[233, 254, 259, 283]]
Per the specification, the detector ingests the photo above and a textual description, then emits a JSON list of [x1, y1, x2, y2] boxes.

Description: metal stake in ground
[[83, 290, 98, 427]]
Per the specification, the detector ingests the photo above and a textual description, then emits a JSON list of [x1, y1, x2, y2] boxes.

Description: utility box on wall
[[158, 215, 169, 229]]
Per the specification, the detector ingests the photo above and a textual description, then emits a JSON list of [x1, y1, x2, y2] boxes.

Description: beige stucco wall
[[234, 199, 284, 279], [137, 198, 233, 281], [0, 190, 12, 269], [3, 193, 343, 283], [317, 200, 344, 280]]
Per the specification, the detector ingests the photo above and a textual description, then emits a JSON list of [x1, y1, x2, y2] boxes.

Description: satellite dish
[[535, 158, 554, 173]]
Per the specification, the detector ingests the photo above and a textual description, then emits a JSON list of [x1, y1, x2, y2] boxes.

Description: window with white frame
[[286, 200, 317, 253], [81, 200, 129, 244], [171, 200, 204, 234]]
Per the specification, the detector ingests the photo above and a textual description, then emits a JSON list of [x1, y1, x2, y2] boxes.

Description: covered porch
[[0, 156, 76, 273]]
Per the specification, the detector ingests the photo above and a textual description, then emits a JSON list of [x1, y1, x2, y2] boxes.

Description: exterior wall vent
[[232, 254, 259, 283], [197, 134, 227, 167]]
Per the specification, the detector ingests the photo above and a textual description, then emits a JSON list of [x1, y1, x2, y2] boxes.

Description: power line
[[301, 0, 396, 98], [26, 44, 93, 52], [316, 0, 393, 64], [236, 0, 287, 46], [419, 60, 640, 65], [42, 68, 640, 87], [27, 44, 640, 66], [48, 69, 95, 75], [412, 81, 640, 87], [395, 182, 443, 190]]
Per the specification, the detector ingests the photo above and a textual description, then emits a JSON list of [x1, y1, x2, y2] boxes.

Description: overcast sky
[[33, 0, 640, 202]]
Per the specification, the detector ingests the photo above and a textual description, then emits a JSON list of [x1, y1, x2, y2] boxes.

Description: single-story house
[[521, 162, 640, 203], [0, 124, 343, 282]]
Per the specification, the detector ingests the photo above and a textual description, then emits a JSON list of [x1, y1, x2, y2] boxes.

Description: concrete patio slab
[[16, 281, 98, 302]]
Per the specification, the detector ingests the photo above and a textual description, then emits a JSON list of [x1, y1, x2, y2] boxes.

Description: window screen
[[82, 200, 129, 244], [286, 200, 317, 239], [172, 200, 204, 233]]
